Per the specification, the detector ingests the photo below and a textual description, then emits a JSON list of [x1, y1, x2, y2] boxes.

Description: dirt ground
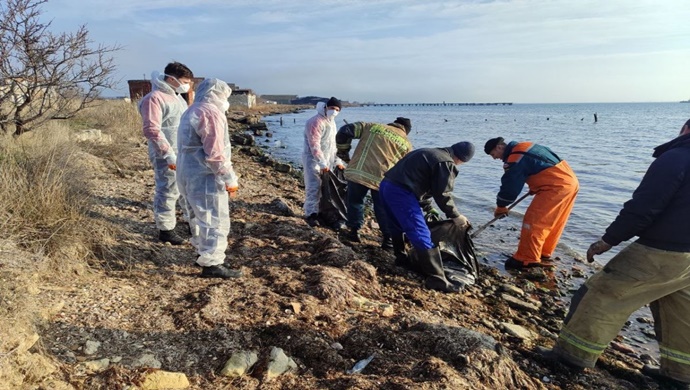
[[29, 106, 671, 389]]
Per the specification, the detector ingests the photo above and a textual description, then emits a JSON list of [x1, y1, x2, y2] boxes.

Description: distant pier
[[361, 102, 513, 107]]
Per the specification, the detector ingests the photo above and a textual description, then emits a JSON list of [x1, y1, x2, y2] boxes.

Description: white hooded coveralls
[[176, 79, 237, 267], [138, 72, 189, 231], [302, 102, 343, 216]]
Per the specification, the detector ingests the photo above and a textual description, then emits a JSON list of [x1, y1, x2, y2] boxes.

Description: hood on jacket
[[150, 71, 176, 95], [194, 78, 232, 106]]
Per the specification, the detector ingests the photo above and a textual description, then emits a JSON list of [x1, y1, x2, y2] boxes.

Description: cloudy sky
[[42, 0, 690, 103]]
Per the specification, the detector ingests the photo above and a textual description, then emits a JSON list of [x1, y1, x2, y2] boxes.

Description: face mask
[[326, 109, 339, 118], [221, 101, 230, 112], [165, 74, 190, 94]]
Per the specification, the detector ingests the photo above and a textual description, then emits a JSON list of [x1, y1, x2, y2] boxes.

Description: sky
[[40, 0, 690, 103]]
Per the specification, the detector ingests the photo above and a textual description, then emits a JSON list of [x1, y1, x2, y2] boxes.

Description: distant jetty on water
[[361, 102, 512, 107], [681, 99, 690, 103]]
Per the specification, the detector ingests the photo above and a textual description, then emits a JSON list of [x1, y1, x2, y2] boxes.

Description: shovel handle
[[470, 192, 531, 239]]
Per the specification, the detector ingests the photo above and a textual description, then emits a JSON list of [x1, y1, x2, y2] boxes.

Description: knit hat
[[484, 137, 504, 154], [393, 117, 412, 134], [451, 141, 475, 162], [326, 96, 342, 109]]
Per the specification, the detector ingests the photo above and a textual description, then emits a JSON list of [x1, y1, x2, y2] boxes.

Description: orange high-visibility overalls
[[506, 143, 579, 265]]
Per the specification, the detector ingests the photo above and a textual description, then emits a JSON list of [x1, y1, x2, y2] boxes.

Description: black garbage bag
[[318, 167, 348, 230], [411, 219, 480, 289]]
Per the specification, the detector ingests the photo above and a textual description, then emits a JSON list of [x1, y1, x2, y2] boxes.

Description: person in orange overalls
[[484, 137, 579, 269]]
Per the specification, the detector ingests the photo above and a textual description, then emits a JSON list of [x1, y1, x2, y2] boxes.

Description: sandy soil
[[33, 107, 669, 389]]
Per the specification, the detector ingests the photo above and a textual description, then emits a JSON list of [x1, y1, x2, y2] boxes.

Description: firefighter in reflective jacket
[[484, 137, 579, 269]]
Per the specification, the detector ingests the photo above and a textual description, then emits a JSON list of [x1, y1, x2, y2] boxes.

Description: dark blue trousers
[[346, 181, 389, 235], [379, 179, 434, 250]]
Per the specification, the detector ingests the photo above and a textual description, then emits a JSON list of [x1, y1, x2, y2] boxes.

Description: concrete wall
[[228, 94, 256, 108]]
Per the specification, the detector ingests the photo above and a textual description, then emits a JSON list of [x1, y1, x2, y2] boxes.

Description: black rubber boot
[[381, 234, 393, 250], [305, 213, 320, 227], [159, 229, 185, 245], [415, 247, 460, 293], [200, 263, 242, 279], [642, 364, 690, 389], [346, 228, 361, 242], [392, 234, 409, 267]]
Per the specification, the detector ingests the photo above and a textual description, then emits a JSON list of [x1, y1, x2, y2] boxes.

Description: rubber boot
[[392, 234, 409, 268], [415, 247, 460, 293], [159, 229, 185, 245], [642, 364, 690, 389], [346, 228, 361, 242], [381, 234, 393, 250]]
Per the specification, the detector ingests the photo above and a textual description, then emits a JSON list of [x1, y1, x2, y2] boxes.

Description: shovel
[[470, 192, 531, 239]]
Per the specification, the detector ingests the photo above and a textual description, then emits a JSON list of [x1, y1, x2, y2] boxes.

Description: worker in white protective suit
[[138, 62, 194, 245], [302, 96, 344, 228], [177, 78, 242, 279]]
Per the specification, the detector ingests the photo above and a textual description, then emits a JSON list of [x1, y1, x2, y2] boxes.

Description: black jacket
[[383, 147, 460, 218], [602, 134, 690, 252]]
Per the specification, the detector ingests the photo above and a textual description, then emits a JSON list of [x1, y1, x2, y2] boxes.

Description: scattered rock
[[79, 358, 110, 373], [501, 294, 539, 312], [231, 133, 255, 146], [274, 163, 292, 173], [501, 284, 524, 296], [501, 322, 536, 341], [636, 317, 653, 324], [220, 350, 259, 377], [331, 342, 343, 350], [290, 302, 302, 314], [265, 347, 298, 379], [134, 353, 162, 368], [140, 370, 190, 390], [610, 341, 635, 355], [83, 340, 101, 355]]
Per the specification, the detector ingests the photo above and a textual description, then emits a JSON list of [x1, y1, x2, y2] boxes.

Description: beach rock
[[140, 370, 190, 389], [501, 322, 536, 341], [265, 347, 298, 379], [134, 353, 162, 368], [501, 293, 539, 312], [79, 358, 110, 373], [83, 340, 101, 355], [610, 342, 635, 355], [220, 350, 259, 377], [275, 163, 292, 173], [231, 133, 255, 146], [501, 284, 524, 296]]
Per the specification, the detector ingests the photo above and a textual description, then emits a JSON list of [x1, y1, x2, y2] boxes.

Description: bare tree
[[0, 0, 120, 136]]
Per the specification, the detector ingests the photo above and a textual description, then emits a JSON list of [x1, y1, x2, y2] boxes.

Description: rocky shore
[[6, 104, 667, 389]]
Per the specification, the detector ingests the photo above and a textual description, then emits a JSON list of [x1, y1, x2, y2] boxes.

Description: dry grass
[[0, 119, 118, 388]]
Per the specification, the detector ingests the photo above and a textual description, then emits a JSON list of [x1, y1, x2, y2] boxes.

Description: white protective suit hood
[[150, 71, 176, 95], [194, 78, 232, 110], [315, 101, 327, 117]]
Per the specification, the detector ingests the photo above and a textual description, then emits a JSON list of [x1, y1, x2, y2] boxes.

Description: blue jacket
[[496, 141, 561, 207], [603, 134, 690, 252]]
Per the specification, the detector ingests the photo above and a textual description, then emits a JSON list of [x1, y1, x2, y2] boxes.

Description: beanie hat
[[393, 117, 412, 134], [451, 141, 475, 162], [484, 137, 504, 154], [326, 96, 342, 109]]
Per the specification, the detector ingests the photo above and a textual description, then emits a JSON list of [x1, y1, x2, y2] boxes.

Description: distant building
[[127, 77, 204, 105], [228, 88, 256, 108], [260, 94, 299, 104]]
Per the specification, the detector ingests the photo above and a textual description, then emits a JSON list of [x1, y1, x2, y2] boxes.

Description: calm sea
[[264, 103, 689, 265]]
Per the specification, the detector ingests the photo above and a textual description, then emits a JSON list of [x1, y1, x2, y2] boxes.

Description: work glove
[[586, 239, 613, 263], [164, 153, 177, 171], [226, 184, 239, 198], [494, 206, 510, 218], [451, 215, 469, 228]]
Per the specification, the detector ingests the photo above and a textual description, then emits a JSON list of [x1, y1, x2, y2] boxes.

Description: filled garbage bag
[[410, 219, 480, 290], [318, 167, 348, 230]]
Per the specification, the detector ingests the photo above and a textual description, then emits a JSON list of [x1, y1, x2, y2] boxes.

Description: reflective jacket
[[497, 141, 562, 207], [336, 122, 412, 190]]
